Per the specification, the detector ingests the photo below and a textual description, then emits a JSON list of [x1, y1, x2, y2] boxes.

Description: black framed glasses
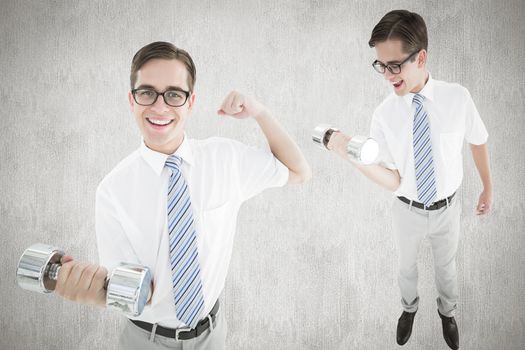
[[372, 50, 420, 74], [131, 88, 190, 107]]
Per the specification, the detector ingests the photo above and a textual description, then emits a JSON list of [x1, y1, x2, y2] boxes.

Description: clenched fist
[[217, 91, 268, 120], [327, 131, 354, 161], [54, 255, 107, 307]]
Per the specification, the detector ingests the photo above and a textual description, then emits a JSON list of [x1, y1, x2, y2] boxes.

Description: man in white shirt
[[327, 10, 493, 350], [54, 41, 311, 349]]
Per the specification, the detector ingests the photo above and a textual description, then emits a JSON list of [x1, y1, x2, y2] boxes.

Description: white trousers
[[392, 196, 461, 317]]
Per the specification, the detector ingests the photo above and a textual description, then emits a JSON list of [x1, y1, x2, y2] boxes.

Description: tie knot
[[165, 155, 182, 172], [413, 93, 425, 106]]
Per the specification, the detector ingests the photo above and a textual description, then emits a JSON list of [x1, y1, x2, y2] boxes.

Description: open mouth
[[146, 118, 174, 127], [392, 80, 404, 89]]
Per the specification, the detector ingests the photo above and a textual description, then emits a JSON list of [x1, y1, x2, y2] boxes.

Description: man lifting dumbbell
[[29, 41, 309, 350], [318, 10, 493, 349]]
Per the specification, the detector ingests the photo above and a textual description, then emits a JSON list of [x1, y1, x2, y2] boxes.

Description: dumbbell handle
[[323, 128, 338, 148], [45, 263, 109, 290]]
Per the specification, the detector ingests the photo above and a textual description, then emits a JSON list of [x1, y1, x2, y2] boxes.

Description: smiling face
[[374, 39, 428, 96], [128, 58, 195, 155]]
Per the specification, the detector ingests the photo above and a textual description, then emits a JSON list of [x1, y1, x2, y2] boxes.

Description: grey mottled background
[[1, 0, 524, 349]]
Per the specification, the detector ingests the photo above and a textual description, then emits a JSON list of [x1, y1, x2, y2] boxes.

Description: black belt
[[130, 300, 219, 341], [398, 192, 455, 210]]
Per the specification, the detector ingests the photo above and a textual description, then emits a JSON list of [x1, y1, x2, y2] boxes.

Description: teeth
[[148, 119, 172, 126]]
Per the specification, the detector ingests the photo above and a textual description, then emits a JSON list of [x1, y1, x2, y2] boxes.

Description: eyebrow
[[375, 59, 402, 65], [135, 84, 188, 91]]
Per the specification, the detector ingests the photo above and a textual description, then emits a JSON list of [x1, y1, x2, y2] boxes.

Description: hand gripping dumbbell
[[312, 124, 379, 165], [16, 243, 151, 317]]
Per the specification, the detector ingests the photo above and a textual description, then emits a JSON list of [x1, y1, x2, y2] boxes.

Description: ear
[[417, 49, 427, 68], [187, 92, 196, 112], [128, 90, 135, 112]]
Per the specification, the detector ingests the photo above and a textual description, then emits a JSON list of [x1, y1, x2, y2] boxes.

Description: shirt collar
[[139, 134, 194, 176], [402, 72, 435, 108]]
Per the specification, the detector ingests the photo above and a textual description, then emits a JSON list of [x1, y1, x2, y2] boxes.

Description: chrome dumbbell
[[312, 124, 379, 165], [16, 243, 151, 317]]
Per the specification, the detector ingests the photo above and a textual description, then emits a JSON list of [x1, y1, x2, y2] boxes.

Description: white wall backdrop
[[1, 1, 524, 349]]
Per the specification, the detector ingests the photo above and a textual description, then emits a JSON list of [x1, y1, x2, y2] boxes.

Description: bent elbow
[[387, 171, 401, 192], [387, 182, 400, 192]]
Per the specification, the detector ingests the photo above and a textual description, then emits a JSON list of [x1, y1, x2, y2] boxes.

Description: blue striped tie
[[165, 155, 205, 329], [412, 94, 437, 207]]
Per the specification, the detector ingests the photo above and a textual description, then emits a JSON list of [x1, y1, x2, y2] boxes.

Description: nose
[[150, 93, 170, 113]]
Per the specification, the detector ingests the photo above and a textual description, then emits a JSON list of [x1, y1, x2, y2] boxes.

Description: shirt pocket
[[439, 132, 463, 161]]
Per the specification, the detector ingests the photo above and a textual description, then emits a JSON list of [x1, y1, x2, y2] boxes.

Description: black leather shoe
[[438, 310, 459, 350], [396, 310, 417, 345]]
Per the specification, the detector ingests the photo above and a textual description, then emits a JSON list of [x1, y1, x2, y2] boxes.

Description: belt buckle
[[426, 199, 440, 210], [175, 326, 193, 341]]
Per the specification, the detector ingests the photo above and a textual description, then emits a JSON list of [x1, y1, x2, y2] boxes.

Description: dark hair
[[368, 10, 428, 58], [130, 41, 196, 91]]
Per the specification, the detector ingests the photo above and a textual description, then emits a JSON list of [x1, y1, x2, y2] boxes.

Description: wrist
[[252, 107, 271, 122], [483, 182, 493, 192]]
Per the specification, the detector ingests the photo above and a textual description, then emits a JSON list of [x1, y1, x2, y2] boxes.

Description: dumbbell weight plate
[[16, 243, 64, 293], [346, 135, 379, 165], [312, 124, 339, 150], [106, 263, 151, 317]]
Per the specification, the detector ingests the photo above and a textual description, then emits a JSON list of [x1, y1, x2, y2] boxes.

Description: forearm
[[470, 143, 493, 190], [253, 109, 312, 184], [329, 131, 400, 192], [354, 163, 401, 192]]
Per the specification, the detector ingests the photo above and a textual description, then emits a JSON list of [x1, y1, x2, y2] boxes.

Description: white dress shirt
[[95, 135, 289, 327], [370, 74, 488, 201]]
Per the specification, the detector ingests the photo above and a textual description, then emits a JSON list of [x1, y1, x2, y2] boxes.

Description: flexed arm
[[217, 91, 312, 184]]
